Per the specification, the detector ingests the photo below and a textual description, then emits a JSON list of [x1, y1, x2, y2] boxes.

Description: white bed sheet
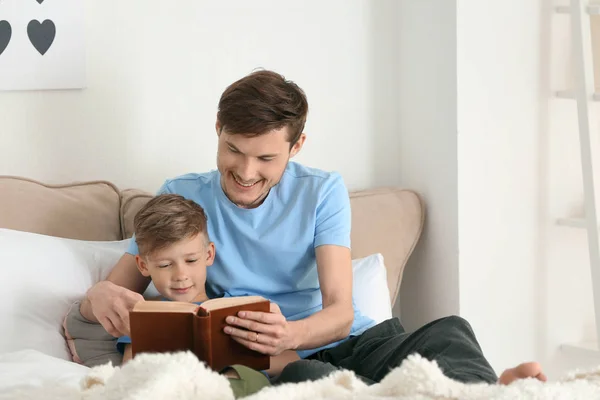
[[0, 349, 88, 393]]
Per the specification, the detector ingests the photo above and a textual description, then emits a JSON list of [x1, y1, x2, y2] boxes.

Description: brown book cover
[[130, 296, 271, 372]]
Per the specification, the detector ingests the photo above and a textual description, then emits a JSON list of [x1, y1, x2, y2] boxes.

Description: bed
[[0, 175, 425, 396], [2, 176, 600, 399]]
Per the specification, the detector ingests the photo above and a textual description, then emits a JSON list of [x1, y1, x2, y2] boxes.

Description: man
[[80, 69, 546, 385]]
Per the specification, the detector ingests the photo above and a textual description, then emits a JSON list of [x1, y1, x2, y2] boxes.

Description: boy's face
[[135, 233, 215, 303], [216, 124, 305, 209]]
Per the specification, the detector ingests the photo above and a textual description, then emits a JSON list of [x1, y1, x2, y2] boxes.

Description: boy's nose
[[172, 264, 188, 281]]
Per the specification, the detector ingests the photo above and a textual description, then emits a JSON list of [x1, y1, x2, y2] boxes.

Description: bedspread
[[1, 351, 600, 399]]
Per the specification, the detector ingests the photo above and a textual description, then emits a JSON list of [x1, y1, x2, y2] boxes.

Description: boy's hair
[[133, 194, 209, 257], [217, 69, 309, 147]]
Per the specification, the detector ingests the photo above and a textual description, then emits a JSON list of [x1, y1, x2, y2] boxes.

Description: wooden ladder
[[555, 0, 600, 350]]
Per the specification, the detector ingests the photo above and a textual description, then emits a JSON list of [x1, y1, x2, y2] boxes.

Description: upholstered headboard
[[0, 176, 424, 305]]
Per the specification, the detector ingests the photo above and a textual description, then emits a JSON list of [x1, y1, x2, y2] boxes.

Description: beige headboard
[[0, 176, 424, 305]]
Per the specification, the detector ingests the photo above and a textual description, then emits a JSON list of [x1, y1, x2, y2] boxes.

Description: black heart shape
[[36, 0, 45, 3], [0, 20, 11, 56], [27, 19, 55, 55]]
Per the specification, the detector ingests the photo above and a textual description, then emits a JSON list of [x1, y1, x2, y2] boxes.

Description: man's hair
[[217, 70, 309, 146], [133, 194, 209, 257]]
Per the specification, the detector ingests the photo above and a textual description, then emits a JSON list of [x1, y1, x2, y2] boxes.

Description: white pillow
[[352, 253, 393, 324], [0, 228, 391, 361], [0, 349, 88, 392], [0, 228, 131, 360]]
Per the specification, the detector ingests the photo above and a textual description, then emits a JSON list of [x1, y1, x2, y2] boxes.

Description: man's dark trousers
[[274, 315, 498, 385]]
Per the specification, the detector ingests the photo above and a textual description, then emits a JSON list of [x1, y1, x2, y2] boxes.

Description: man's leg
[[312, 315, 498, 384], [272, 359, 375, 385]]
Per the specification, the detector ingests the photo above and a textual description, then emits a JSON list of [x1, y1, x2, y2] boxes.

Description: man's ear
[[290, 133, 306, 158], [135, 255, 151, 277], [215, 120, 222, 136], [205, 242, 216, 266]]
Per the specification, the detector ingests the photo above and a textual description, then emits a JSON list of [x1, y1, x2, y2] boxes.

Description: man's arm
[[225, 244, 354, 354], [225, 173, 354, 354], [287, 173, 355, 349], [80, 180, 170, 335], [288, 244, 354, 348], [80, 253, 150, 336]]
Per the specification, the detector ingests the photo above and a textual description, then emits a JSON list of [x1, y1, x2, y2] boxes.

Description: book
[[129, 296, 271, 372]]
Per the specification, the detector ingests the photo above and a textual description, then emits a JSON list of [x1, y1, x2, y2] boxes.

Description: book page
[[200, 296, 267, 312], [132, 301, 200, 313]]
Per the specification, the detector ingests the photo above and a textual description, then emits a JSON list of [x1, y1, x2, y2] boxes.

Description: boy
[[116, 193, 284, 397]]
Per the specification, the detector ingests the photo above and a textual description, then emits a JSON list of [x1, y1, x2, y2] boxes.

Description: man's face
[[136, 234, 215, 303], [216, 125, 305, 208]]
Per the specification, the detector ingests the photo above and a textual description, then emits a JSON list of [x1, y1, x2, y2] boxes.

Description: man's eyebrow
[[257, 153, 279, 158], [225, 141, 279, 158], [225, 141, 240, 151]]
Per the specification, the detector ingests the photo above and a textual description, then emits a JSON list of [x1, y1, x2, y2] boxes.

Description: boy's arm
[[122, 344, 133, 364]]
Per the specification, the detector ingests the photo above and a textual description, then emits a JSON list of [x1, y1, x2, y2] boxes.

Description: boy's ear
[[135, 255, 151, 277], [205, 242, 216, 266]]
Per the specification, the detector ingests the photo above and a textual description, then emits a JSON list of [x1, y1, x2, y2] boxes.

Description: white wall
[[456, 0, 543, 373], [4, 0, 595, 379], [1, 0, 402, 193], [395, 1, 460, 331], [456, 0, 600, 377], [398, 0, 598, 377]]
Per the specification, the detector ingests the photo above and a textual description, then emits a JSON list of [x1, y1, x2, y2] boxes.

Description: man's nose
[[238, 158, 256, 181]]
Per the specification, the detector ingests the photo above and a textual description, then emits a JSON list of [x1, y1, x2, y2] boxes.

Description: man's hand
[[224, 303, 299, 356], [86, 281, 144, 337]]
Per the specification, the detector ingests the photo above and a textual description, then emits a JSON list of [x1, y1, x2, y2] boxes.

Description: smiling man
[[79, 69, 546, 386], [216, 125, 297, 209]]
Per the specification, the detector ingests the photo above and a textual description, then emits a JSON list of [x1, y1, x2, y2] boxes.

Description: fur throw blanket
[[2, 351, 600, 399]]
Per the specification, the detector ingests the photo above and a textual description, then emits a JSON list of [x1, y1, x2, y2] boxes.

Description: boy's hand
[[86, 281, 144, 337], [224, 303, 299, 356], [122, 344, 133, 364]]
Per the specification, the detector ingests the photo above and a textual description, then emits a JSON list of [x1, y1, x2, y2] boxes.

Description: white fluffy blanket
[[2, 351, 600, 400]]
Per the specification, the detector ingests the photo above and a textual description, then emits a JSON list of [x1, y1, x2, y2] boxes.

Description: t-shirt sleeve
[[126, 180, 173, 256], [314, 173, 351, 249], [116, 335, 131, 354]]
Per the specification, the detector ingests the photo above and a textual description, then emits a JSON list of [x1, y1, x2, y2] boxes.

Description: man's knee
[[433, 315, 473, 332]]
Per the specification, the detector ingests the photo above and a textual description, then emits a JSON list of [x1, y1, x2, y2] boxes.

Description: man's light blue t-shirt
[[126, 162, 376, 358]]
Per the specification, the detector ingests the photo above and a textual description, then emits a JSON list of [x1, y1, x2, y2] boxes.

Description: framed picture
[[0, 0, 85, 91]]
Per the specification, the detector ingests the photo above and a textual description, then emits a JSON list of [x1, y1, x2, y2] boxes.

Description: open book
[[129, 296, 270, 372]]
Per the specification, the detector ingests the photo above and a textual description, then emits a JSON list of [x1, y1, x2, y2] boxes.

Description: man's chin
[[226, 187, 265, 207], [233, 194, 267, 208]]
